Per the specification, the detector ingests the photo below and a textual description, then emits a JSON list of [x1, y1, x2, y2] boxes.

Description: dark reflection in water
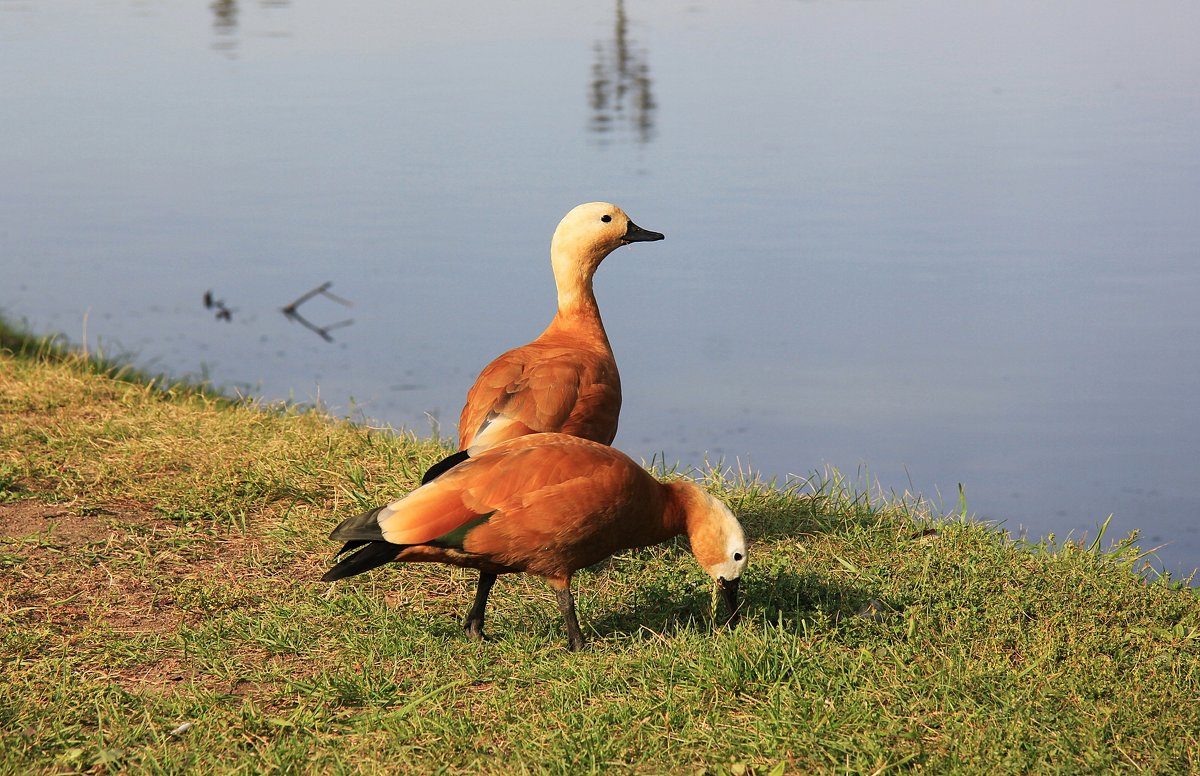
[[590, 0, 656, 144], [209, 0, 291, 57], [210, 0, 237, 56], [202, 290, 235, 322]]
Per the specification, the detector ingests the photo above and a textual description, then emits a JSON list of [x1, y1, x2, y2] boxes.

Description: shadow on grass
[[745, 564, 892, 630], [589, 566, 884, 641], [732, 492, 832, 543]]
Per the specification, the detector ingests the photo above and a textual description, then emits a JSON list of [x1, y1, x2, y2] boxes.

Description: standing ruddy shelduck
[[322, 433, 748, 651], [401, 203, 663, 628], [421, 202, 664, 483]]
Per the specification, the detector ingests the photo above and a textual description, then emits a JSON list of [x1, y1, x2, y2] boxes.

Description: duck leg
[[551, 580, 586, 651], [463, 572, 497, 640]]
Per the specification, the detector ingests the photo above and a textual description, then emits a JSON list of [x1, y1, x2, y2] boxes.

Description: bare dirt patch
[[2, 499, 325, 635], [2, 500, 288, 632], [1, 499, 332, 703], [2, 501, 187, 636], [104, 657, 199, 696], [0, 500, 107, 544]]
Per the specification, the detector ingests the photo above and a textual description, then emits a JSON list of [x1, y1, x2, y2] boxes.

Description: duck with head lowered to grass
[[322, 433, 747, 651]]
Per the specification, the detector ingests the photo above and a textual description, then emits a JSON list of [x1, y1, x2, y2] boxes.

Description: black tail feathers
[[322, 453, 470, 583], [320, 541, 404, 582], [421, 450, 471, 484]]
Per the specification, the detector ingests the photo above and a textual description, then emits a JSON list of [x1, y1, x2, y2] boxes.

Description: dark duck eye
[[601, 214, 612, 223]]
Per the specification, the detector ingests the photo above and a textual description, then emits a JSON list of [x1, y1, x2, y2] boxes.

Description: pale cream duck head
[[550, 202, 664, 307]]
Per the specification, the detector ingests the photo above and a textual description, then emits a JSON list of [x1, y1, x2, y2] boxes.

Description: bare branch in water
[[282, 282, 354, 342]]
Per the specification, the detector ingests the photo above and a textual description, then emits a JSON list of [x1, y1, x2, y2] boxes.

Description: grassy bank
[[2, 331, 1199, 773]]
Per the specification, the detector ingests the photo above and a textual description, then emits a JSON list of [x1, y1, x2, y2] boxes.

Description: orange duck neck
[[660, 482, 698, 541], [547, 247, 612, 347]]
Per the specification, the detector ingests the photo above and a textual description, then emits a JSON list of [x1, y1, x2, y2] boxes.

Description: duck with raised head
[[322, 433, 747, 651], [421, 201, 664, 483]]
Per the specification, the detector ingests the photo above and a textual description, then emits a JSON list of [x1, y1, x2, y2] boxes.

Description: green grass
[[2, 323, 1199, 774]]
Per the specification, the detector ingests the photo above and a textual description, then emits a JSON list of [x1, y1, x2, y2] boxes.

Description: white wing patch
[[467, 413, 523, 455]]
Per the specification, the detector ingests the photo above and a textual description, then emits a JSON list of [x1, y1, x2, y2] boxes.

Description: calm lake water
[[3, 1, 1199, 576]]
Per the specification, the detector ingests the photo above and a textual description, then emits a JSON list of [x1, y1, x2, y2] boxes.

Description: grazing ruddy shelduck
[[322, 433, 748, 651], [420, 202, 664, 483]]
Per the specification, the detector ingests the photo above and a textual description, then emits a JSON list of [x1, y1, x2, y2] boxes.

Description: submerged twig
[[281, 281, 352, 315], [281, 282, 355, 342], [318, 286, 353, 307]]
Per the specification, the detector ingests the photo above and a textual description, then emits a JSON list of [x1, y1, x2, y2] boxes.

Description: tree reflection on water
[[206, 0, 657, 145], [210, 0, 237, 56], [209, 0, 291, 58], [589, 0, 657, 144]]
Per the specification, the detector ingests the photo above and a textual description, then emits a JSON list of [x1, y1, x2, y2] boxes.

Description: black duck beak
[[622, 220, 665, 243]]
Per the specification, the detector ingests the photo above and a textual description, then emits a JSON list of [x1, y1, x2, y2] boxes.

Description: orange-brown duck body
[[322, 433, 747, 651]]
